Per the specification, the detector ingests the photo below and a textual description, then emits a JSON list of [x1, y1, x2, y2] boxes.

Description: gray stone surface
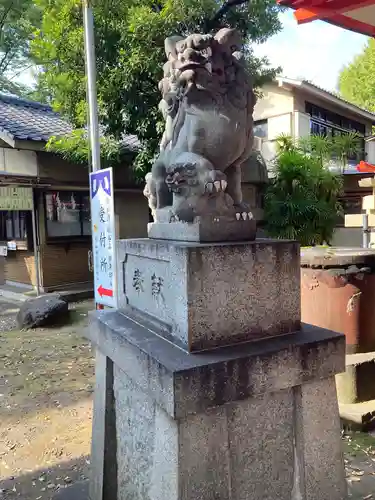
[[88, 310, 345, 419], [87, 235, 346, 500], [87, 318, 346, 500], [111, 366, 300, 500], [148, 216, 256, 243], [225, 389, 295, 500], [117, 238, 301, 351], [90, 351, 117, 500], [16, 293, 68, 329], [297, 377, 347, 500]]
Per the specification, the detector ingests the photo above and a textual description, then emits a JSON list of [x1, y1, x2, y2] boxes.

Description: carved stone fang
[[242, 212, 247, 220], [236, 213, 241, 221], [221, 180, 227, 190], [205, 182, 214, 193], [214, 181, 221, 192], [248, 212, 253, 220]]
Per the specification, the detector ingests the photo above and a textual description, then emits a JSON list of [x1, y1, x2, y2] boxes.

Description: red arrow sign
[[97, 285, 113, 298]]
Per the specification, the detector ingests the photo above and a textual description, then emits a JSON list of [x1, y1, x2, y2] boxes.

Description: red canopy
[[278, 0, 375, 37]]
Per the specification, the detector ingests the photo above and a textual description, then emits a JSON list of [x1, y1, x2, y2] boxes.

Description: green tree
[[264, 136, 344, 246], [32, 0, 283, 176], [0, 0, 40, 95], [339, 38, 375, 111], [298, 131, 361, 171]]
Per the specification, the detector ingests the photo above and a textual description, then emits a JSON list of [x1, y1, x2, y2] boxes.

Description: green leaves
[[30, 0, 283, 177], [277, 132, 361, 171], [46, 129, 136, 172], [0, 0, 41, 96], [339, 38, 375, 112], [264, 140, 344, 246]]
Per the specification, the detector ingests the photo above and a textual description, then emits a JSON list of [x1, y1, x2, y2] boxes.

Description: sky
[[253, 11, 369, 92]]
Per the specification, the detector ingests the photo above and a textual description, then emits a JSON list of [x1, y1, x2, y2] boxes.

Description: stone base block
[[86, 311, 347, 500], [336, 352, 375, 404], [340, 399, 375, 431], [117, 238, 301, 351], [148, 216, 256, 243]]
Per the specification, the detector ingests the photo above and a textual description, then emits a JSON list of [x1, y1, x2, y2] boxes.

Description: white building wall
[[0, 148, 38, 176], [366, 140, 375, 165], [293, 111, 310, 140], [260, 113, 293, 166], [254, 85, 294, 121]]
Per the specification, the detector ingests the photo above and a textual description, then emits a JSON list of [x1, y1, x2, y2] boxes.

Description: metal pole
[[83, 0, 104, 309], [363, 213, 369, 249], [83, 0, 101, 173], [31, 199, 41, 296]]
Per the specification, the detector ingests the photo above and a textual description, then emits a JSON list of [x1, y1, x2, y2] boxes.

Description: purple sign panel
[[89, 167, 117, 308]]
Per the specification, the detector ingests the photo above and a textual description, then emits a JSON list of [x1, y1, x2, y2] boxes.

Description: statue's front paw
[[235, 211, 254, 221], [234, 202, 253, 221], [205, 179, 228, 193]]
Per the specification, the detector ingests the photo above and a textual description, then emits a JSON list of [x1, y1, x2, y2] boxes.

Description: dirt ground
[[0, 300, 95, 499], [1, 298, 375, 499]]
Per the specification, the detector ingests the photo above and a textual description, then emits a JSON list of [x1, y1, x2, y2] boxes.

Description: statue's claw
[[235, 212, 253, 221], [206, 177, 228, 194]]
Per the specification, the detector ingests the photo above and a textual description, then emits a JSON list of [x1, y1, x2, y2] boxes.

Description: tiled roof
[[0, 93, 141, 151], [301, 80, 375, 119], [120, 134, 141, 152], [276, 77, 375, 122], [0, 94, 72, 142]]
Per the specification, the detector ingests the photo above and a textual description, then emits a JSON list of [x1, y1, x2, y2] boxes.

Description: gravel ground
[[0, 300, 19, 332], [0, 298, 94, 500]]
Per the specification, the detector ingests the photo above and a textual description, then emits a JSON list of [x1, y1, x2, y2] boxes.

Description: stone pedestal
[[345, 177, 375, 247], [86, 238, 347, 500]]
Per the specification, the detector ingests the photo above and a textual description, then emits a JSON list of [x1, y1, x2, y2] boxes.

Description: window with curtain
[[45, 191, 91, 239], [0, 211, 28, 240], [0, 211, 33, 250]]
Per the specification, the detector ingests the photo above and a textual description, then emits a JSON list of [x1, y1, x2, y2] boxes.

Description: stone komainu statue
[[144, 28, 256, 224]]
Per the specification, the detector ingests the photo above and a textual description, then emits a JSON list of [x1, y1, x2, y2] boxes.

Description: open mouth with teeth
[[165, 175, 189, 193]]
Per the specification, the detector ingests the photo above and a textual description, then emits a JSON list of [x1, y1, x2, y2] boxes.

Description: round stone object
[[17, 293, 69, 329]]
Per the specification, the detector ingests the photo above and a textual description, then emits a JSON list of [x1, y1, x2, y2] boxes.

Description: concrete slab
[[0, 283, 30, 302], [300, 246, 375, 268], [340, 400, 375, 431], [0, 284, 93, 303], [346, 352, 375, 366]]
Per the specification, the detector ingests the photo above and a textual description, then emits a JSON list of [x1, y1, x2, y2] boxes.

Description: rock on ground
[[16, 294, 69, 329]]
